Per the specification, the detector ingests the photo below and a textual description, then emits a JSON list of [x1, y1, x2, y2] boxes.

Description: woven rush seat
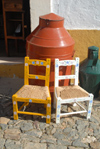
[[16, 85, 49, 100], [56, 85, 89, 99]]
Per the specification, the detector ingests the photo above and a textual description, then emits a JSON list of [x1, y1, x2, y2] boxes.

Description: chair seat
[[56, 85, 89, 99], [16, 85, 49, 100]]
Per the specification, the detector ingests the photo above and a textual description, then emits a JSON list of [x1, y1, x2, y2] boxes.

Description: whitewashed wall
[[51, 0, 100, 29], [30, 0, 100, 30], [30, 0, 51, 31]]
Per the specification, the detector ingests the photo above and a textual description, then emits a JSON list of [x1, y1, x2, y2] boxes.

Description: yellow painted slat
[[28, 59, 47, 66], [18, 111, 46, 116], [15, 97, 47, 104], [28, 74, 46, 80], [24, 57, 29, 85], [18, 102, 29, 111], [47, 87, 51, 99], [45, 58, 51, 86]]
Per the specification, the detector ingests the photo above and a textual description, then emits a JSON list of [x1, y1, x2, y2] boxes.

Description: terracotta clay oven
[[26, 13, 75, 100]]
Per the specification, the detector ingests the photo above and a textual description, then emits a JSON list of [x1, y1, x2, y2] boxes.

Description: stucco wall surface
[[30, 0, 51, 31], [0, 64, 24, 78], [68, 30, 100, 62], [51, 0, 100, 29]]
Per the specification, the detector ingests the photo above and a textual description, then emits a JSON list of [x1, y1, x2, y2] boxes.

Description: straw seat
[[56, 85, 89, 99], [17, 85, 49, 100]]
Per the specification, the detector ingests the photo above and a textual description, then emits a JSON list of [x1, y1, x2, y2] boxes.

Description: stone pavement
[[0, 77, 100, 149]]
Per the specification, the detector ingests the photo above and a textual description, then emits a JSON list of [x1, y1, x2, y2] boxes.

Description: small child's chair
[[12, 56, 51, 123], [54, 57, 94, 123]]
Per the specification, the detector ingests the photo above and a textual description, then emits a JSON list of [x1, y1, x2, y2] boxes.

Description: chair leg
[[53, 94, 56, 109], [87, 94, 93, 119], [12, 95, 18, 120], [46, 97, 51, 124], [56, 97, 61, 123]]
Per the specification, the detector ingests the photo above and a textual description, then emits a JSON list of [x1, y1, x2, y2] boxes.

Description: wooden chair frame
[[54, 57, 94, 123], [12, 56, 51, 123]]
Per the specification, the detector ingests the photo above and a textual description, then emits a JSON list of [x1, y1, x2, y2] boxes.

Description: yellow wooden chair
[[12, 56, 51, 123]]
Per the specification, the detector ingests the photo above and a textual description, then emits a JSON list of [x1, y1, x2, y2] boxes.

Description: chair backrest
[[24, 56, 51, 87], [55, 57, 79, 87]]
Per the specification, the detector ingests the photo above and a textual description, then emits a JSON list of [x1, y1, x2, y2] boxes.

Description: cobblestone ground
[[0, 93, 100, 149]]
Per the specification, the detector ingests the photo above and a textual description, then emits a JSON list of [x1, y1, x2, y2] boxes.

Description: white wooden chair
[[54, 57, 94, 123]]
